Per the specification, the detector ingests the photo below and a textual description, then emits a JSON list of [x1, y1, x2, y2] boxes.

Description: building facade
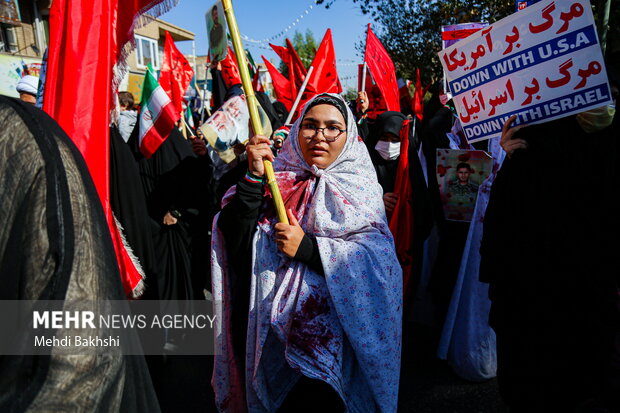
[[120, 17, 194, 102], [0, 0, 49, 97]]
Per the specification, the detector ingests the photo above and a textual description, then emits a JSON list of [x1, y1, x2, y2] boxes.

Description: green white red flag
[[139, 64, 180, 158]]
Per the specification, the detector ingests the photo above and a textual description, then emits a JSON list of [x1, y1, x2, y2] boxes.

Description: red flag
[[413, 68, 425, 120], [286, 38, 307, 89], [388, 119, 414, 300], [270, 42, 298, 101], [364, 25, 400, 112], [305, 29, 342, 96], [270, 43, 290, 65], [160, 31, 194, 116], [358, 64, 388, 119], [43, 0, 175, 298], [220, 46, 242, 88], [262, 56, 293, 111], [287, 29, 342, 121], [252, 69, 263, 92]]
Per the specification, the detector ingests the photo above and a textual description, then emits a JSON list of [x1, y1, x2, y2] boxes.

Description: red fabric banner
[[270, 43, 290, 66], [364, 25, 400, 112], [389, 119, 414, 300], [262, 56, 294, 111], [43, 0, 175, 298], [286, 38, 308, 90], [414, 68, 424, 121], [270, 42, 298, 102], [358, 63, 389, 119], [252, 69, 263, 92], [159, 31, 194, 116], [305, 29, 341, 97], [220, 46, 243, 89], [288, 29, 342, 121], [412, 68, 431, 121]]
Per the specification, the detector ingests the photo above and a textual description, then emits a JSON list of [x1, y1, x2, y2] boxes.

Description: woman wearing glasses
[[211, 93, 402, 412]]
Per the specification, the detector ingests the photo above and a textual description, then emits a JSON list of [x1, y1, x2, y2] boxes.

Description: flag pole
[[182, 114, 195, 138], [360, 61, 368, 93], [200, 68, 211, 123], [284, 65, 314, 125], [181, 111, 188, 139], [362, 23, 371, 92], [222, 0, 288, 224]]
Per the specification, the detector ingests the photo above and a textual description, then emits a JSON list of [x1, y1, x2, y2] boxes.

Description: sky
[[159, 0, 372, 90]]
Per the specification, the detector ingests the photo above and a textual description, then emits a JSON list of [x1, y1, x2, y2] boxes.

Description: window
[[0, 23, 18, 53], [135, 35, 159, 69]]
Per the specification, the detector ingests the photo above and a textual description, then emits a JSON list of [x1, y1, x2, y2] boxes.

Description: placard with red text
[[438, 0, 613, 143]]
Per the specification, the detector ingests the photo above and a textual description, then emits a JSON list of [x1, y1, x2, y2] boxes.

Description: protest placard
[[199, 95, 250, 164], [438, 0, 613, 143], [198, 94, 271, 177], [441, 23, 488, 100], [442, 23, 488, 50], [516, 0, 543, 11]]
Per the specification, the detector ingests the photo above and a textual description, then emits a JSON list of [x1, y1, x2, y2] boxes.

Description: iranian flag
[[139, 65, 179, 158]]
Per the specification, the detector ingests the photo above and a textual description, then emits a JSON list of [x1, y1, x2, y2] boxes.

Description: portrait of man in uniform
[[206, 2, 227, 62], [437, 150, 492, 222]]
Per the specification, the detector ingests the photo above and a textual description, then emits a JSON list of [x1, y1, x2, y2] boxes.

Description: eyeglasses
[[300, 124, 346, 142]]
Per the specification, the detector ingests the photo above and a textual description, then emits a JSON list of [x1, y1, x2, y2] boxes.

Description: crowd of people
[[1, 40, 619, 413]]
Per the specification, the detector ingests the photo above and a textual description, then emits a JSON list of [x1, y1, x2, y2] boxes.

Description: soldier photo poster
[[206, 1, 228, 62], [437, 149, 493, 222]]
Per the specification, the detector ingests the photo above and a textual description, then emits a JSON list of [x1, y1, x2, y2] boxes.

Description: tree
[[342, 87, 358, 101], [318, 0, 619, 85], [278, 29, 318, 78]]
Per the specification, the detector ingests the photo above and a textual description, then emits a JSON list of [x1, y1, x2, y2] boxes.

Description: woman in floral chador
[[211, 93, 402, 412]]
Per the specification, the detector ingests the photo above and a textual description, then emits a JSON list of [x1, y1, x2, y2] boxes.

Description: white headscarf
[[212, 94, 402, 413]]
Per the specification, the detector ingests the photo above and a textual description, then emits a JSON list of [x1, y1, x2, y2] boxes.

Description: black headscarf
[[272, 101, 289, 125], [365, 111, 406, 151], [305, 93, 349, 126], [256, 91, 283, 131]]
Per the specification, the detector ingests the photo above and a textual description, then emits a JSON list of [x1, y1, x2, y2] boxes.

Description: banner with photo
[[436, 149, 493, 222], [200, 95, 250, 164], [199, 94, 272, 165], [206, 0, 228, 62], [438, 0, 613, 143]]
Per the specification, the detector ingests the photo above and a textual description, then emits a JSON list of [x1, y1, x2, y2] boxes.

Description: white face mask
[[375, 140, 401, 161], [576, 104, 616, 133]]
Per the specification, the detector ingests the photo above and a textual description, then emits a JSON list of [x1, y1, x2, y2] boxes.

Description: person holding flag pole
[[221, 0, 288, 224], [212, 3, 402, 412]]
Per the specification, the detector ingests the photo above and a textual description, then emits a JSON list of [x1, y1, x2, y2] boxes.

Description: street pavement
[[398, 324, 508, 413], [155, 324, 508, 413]]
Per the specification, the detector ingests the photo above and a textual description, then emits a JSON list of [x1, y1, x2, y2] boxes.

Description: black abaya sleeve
[[357, 118, 370, 142], [294, 234, 324, 276], [218, 179, 325, 277]]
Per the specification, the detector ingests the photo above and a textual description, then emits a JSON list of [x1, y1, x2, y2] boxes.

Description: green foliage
[[342, 87, 358, 101], [318, 0, 619, 85], [279, 29, 318, 78]]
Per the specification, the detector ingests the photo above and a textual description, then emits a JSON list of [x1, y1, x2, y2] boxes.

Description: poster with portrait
[[205, 1, 228, 62], [0, 55, 42, 98], [437, 149, 493, 222]]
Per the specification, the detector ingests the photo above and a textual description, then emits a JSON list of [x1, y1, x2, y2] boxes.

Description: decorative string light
[[245, 44, 360, 66], [240, 0, 318, 44]]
